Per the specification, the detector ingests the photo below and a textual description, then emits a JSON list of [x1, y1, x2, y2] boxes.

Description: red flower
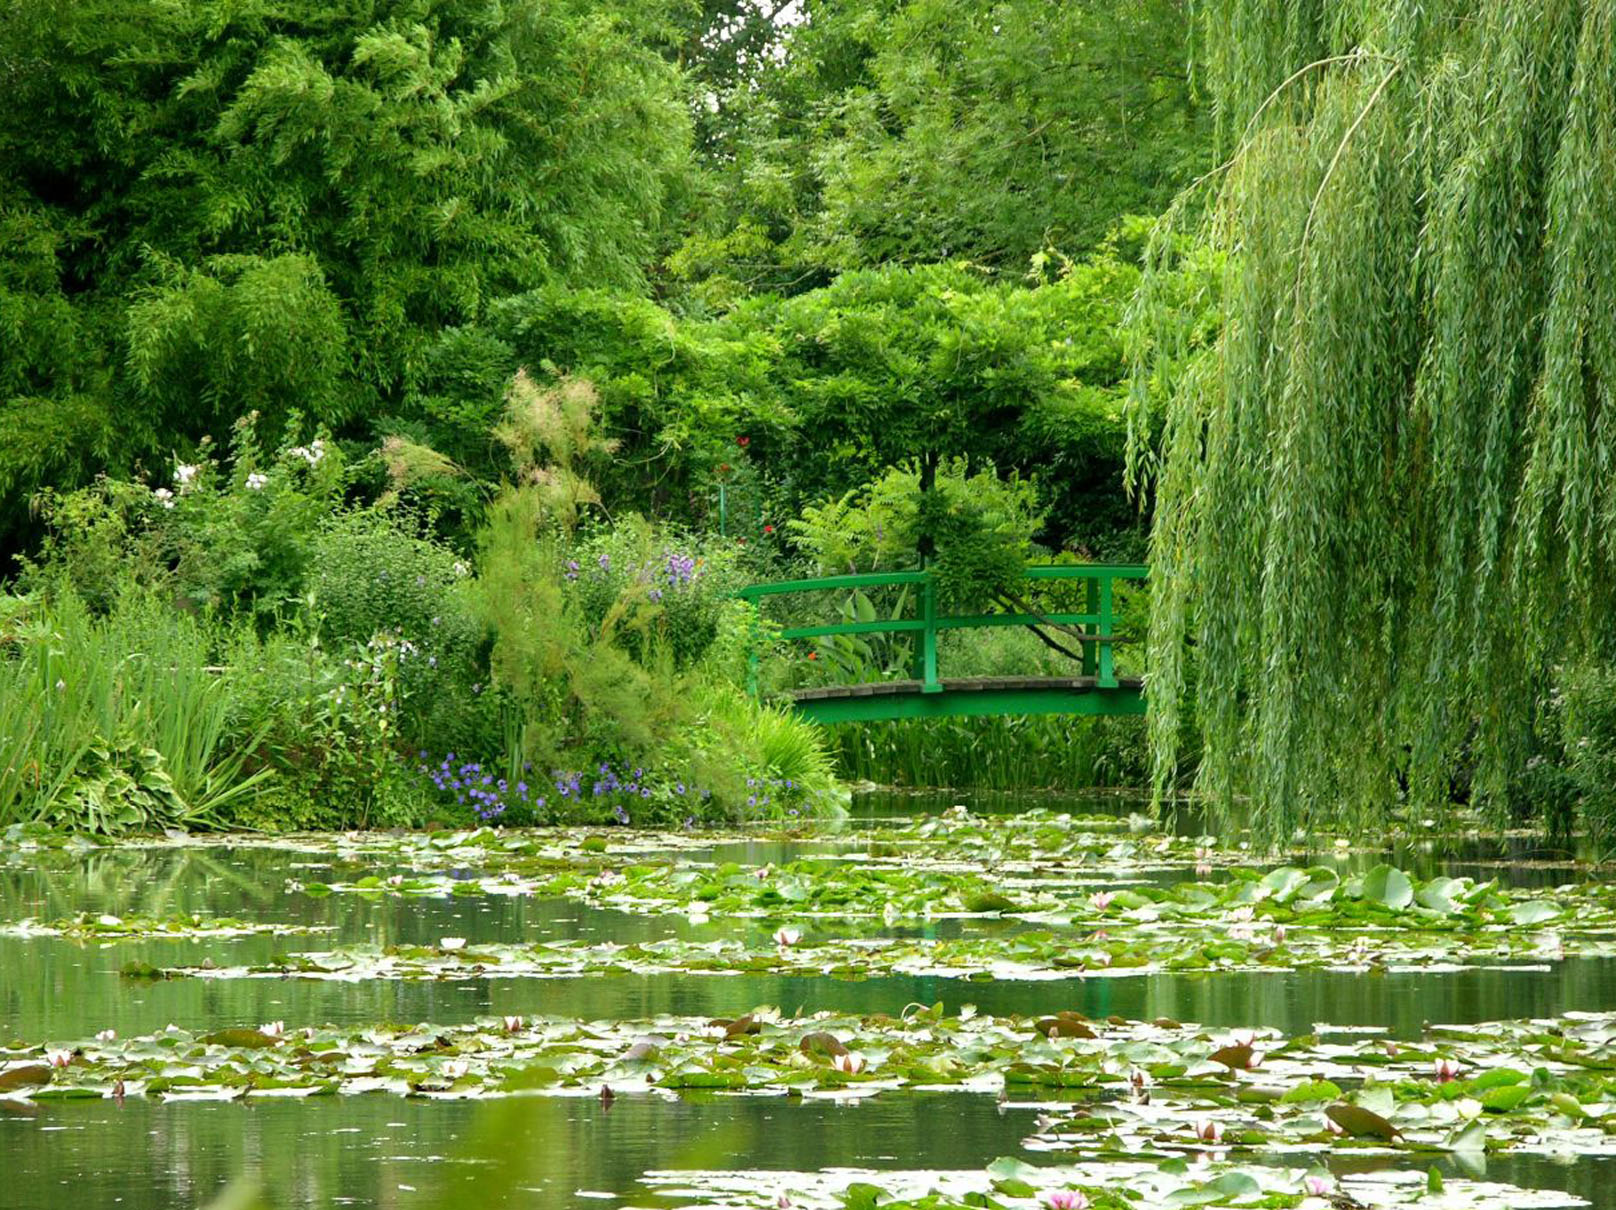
[[763, 524, 775, 534], [736, 435, 750, 448], [718, 463, 731, 474], [807, 651, 818, 660]]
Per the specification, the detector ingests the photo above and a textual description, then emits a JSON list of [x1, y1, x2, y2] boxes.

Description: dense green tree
[[0, 0, 691, 554], [1129, 0, 1616, 837], [672, 0, 1206, 301], [418, 250, 1159, 555]]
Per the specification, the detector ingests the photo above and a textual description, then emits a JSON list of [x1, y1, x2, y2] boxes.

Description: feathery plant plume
[[495, 371, 618, 534], [1129, 0, 1616, 841]]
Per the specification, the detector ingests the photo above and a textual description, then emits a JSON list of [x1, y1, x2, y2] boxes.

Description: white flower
[[95, 1029, 116, 1043], [245, 472, 267, 491], [832, 1052, 866, 1074], [1433, 1057, 1462, 1083], [260, 1021, 285, 1038], [773, 926, 802, 947], [502, 1016, 524, 1033], [1195, 1119, 1222, 1143], [45, 1049, 72, 1068], [175, 464, 199, 486], [453, 560, 471, 578], [153, 487, 175, 509], [442, 1060, 469, 1079], [440, 937, 467, 951]]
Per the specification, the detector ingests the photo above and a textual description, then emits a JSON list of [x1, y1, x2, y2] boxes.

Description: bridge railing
[[737, 564, 1148, 698]]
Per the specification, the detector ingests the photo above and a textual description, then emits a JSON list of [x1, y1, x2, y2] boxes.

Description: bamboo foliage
[[1131, 0, 1616, 837]]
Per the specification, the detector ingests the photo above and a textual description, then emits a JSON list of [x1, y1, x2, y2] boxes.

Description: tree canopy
[[1130, 0, 1616, 836]]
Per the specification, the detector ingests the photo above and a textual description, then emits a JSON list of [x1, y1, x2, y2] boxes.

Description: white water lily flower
[[773, 926, 802, 947], [1433, 1056, 1462, 1082], [45, 1049, 71, 1068], [503, 1016, 524, 1033], [1194, 1119, 1222, 1143], [442, 1060, 469, 1079], [97, 914, 122, 927], [260, 1021, 285, 1038], [440, 937, 467, 951], [95, 1029, 116, 1043], [832, 1052, 866, 1075]]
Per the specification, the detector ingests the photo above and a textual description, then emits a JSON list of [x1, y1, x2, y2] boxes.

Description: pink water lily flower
[[1304, 1175, 1332, 1196], [1433, 1056, 1462, 1082], [1090, 891, 1114, 912], [832, 1052, 866, 1075], [1044, 1192, 1089, 1210], [503, 1016, 524, 1032], [45, 1049, 71, 1068]]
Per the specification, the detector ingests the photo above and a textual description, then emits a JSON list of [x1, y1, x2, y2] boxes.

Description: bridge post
[[1097, 573, 1117, 689], [1082, 576, 1099, 679], [920, 574, 940, 692]]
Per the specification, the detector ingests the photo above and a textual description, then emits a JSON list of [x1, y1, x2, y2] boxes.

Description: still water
[[1, 793, 1611, 1209]]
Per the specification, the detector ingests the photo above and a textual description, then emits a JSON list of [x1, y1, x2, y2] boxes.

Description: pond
[[2, 792, 1614, 1209]]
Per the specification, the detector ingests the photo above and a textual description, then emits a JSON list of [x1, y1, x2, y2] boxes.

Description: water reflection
[[2, 797, 1615, 1208]]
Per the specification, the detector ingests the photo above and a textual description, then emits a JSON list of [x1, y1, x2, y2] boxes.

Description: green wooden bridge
[[738, 564, 1147, 724]]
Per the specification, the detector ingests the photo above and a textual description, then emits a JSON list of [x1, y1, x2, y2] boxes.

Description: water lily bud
[[1195, 1119, 1222, 1143], [1043, 1192, 1089, 1210]]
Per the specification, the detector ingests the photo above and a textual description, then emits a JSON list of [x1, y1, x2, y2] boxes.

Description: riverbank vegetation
[[4, 0, 1615, 844], [0, 0, 1202, 834]]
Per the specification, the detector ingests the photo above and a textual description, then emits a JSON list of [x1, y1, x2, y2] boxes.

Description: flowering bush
[[565, 524, 749, 669]]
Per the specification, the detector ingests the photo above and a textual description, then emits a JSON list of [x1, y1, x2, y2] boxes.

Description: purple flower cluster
[[417, 752, 542, 822], [662, 551, 697, 588], [743, 775, 799, 811]]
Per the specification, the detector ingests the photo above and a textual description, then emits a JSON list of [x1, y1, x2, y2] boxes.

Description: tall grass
[[827, 712, 1146, 791], [0, 591, 269, 828]]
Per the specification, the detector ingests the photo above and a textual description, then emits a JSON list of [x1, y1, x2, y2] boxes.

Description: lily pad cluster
[[0, 912, 332, 941]]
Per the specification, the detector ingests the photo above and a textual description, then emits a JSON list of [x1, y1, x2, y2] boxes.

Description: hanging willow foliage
[[1129, 0, 1616, 839]]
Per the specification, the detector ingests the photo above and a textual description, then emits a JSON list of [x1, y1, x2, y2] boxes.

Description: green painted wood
[[791, 680, 1145, 724], [737, 562, 1148, 721]]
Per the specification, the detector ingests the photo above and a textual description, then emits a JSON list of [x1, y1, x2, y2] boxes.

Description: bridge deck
[[789, 675, 1144, 723]]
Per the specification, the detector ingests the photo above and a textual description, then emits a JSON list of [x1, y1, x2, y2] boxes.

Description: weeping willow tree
[[1129, 0, 1616, 838]]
